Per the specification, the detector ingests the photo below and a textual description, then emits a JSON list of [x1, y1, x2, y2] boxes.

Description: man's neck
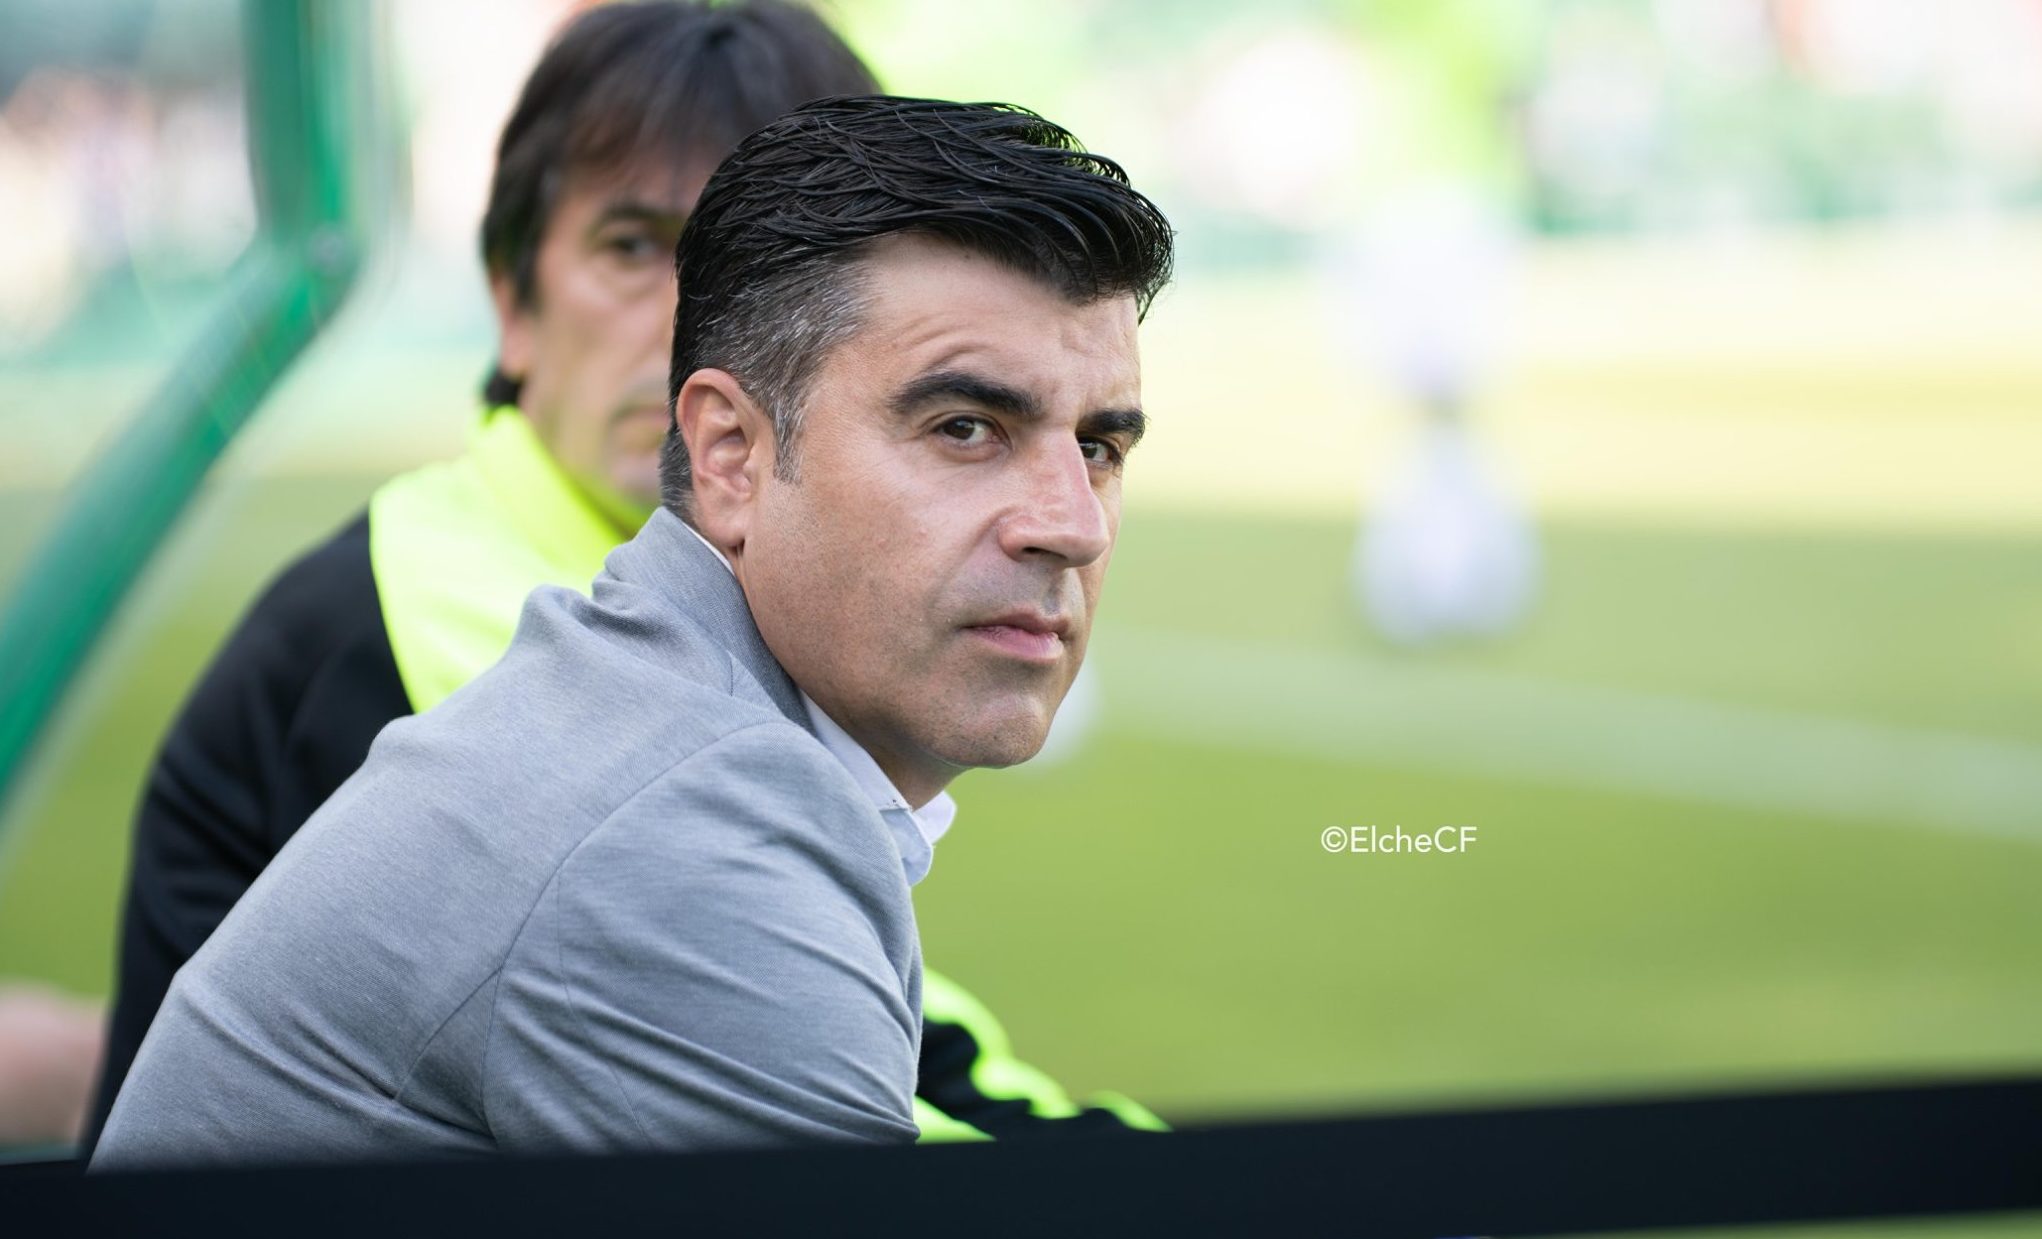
[[877, 757, 953, 815], [801, 695, 954, 814], [875, 741, 958, 814]]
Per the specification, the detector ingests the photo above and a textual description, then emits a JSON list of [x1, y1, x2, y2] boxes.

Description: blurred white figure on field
[[1341, 182, 1537, 644], [1328, 0, 1541, 645]]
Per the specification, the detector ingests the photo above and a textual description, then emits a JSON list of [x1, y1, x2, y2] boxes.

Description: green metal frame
[[0, 0, 381, 834]]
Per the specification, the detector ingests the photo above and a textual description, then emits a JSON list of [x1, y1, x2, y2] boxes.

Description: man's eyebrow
[[889, 369, 1043, 421], [892, 367, 1145, 448], [588, 201, 689, 230], [1079, 408, 1147, 449]]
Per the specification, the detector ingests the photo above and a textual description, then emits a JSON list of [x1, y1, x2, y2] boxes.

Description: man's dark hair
[[480, 0, 877, 406], [659, 95, 1176, 517]]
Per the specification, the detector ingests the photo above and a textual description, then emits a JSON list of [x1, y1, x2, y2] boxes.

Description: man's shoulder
[[597, 713, 880, 852], [400, 618, 827, 836], [344, 581, 831, 856], [444, 551, 790, 758]]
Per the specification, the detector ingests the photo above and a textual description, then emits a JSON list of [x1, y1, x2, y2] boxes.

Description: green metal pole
[[0, 0, 380, 831]]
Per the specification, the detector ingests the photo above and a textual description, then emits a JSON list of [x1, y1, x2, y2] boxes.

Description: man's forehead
[[558, 160, 714, 216], [886, 302, 1139, 398], [857, 237, 1140, 354]]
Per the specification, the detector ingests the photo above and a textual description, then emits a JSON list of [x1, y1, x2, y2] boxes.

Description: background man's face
[[736, 236, 1144, 800], [493, 165, 707, 530]]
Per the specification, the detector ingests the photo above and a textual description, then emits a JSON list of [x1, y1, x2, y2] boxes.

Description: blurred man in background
[[81, 0, 1158, 1154]]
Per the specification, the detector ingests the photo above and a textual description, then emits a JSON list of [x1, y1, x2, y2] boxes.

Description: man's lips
[[964, 611, 1069, 663]]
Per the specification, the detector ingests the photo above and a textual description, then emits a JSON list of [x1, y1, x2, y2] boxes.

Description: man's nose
[[998, 440, 1112, 567]]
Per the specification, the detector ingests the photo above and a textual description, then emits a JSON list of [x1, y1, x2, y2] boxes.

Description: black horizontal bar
[[9, 1073, 2041, 1236]]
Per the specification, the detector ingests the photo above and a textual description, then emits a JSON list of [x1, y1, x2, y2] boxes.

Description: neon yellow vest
[[369, 407, 631, 713]]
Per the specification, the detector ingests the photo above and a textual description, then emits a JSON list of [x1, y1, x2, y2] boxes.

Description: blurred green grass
[[2, 478, 2037, 1123]]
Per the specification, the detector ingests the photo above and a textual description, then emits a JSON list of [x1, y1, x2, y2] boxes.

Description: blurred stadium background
[[3, 0, 2040, 1204]]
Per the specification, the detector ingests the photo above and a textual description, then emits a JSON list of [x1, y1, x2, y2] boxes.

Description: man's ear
[[488, 271, 533, 383], [676, 369, 774, 555]]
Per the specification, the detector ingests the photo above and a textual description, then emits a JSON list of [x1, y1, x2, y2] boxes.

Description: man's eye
[[603, 233, 662, 262], [1080, 437, 1125, 467], [936, 417, 992, 446]]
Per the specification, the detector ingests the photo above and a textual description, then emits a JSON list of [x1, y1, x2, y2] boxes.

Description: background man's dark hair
[[660, 95, 1176, 518], [480, 0, 878, 406]]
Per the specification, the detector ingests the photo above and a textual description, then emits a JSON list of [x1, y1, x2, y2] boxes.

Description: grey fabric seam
[[388, 962, 501, 1121]]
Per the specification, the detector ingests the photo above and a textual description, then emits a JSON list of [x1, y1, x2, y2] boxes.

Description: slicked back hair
[[660, 95, 1175, 519], [480, 0, 877, 406]]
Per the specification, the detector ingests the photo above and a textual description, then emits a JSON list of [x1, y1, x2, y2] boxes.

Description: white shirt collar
[[680, 519, 954, 884]]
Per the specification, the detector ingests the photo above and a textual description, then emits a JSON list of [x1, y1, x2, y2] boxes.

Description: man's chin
[[923, 708, 1056, 771]]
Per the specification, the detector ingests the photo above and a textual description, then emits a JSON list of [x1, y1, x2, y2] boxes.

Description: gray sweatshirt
[[93, 509, 922, 1168]]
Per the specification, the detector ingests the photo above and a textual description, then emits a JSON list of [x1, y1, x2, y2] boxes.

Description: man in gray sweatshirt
[[92, 95, 1174, 1167]]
